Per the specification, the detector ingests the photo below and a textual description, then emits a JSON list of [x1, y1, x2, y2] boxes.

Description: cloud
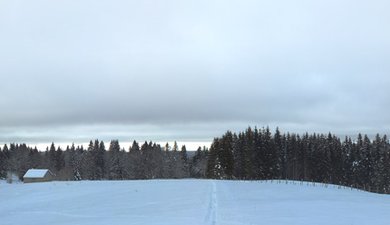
[[0, 0, 389, 143]]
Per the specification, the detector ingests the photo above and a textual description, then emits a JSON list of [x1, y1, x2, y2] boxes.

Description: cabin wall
[[23, 173, 53, 183], [23, 178, 46, 183]]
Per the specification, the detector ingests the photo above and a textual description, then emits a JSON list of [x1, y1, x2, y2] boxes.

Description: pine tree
[[108, 140, 124, 180], [128, 140, 142, 179], [273, 128, 283, 179], [361, 135, 373, 188], [341, 137, 353, 186], [173, 141, 178, 152], [165, 142, 170, 152], [0, 146, 7, 178], [253, 127, 264, 179], [190, 146, 208, 178], [380, 136, 390, 193], [206, 139, 219, 179], [243, 128, 256, 179], [178, 145, 189, 178], [48, 142, 57, 171], [263, 127, 277, 179], [219, 131, 234, 179], [73, 144, 84, 180], [232, 132, 245, 179], [55, 146, 65, 172]]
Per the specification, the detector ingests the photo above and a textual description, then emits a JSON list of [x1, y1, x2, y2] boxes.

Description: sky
[[0, 0, 389, 150]]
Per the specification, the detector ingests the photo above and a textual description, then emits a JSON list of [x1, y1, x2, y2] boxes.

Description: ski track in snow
[[211, 181, 218, 225], [204, 180, 218, 225]]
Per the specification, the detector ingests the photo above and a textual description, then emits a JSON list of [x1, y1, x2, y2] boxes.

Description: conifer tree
[[108, 140, 123, 180], [129, 140, 142, 179]]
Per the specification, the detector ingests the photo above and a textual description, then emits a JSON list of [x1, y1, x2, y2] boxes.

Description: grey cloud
[[0, 0, 389, 143]]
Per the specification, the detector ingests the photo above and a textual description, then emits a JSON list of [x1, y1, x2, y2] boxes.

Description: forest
[[206, 127, 390, 194], [0, 127, 389, 194], [0, 140, 208, 181]]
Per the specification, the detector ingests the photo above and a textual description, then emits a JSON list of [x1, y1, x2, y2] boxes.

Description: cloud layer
[[0, 0, 389, 145]]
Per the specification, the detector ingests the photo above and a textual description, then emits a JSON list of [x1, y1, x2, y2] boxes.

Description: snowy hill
[[1, 180, 389, 225]]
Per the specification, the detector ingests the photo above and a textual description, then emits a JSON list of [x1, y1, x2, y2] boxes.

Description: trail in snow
[[211, 181, 218, 225], [204, 180, 218, 225]]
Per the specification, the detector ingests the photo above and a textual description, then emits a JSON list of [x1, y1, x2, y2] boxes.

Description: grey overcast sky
[[0, 0, 389, 149]]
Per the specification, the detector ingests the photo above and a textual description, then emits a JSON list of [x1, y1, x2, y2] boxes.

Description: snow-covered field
[[1, 180, 389, 225]]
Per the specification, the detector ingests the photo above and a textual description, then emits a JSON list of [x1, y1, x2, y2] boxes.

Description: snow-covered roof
[[23, 169, 50, 178]]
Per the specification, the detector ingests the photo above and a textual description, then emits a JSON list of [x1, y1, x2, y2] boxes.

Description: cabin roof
[[23, 169, 50, 178]]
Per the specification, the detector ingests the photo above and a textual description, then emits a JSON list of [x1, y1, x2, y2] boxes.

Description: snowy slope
[[0, 180, 389, 225]]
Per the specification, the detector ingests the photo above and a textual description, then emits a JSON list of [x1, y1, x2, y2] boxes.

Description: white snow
[[0, 180, 389, 225], [23, 169, 50, 178]]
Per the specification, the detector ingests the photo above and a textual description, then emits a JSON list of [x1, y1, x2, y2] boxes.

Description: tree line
[[206, 127, 390, 194], [0, 140, 209, 181], [1, 127, 389, 194]]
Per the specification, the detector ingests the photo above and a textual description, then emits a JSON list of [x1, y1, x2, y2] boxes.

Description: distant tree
[[81, 141, 96, 180], [232, 132, 245, 179], [0, 146, 7, 178], [128, 140, 142, 179], [173, 141, 178, 152], [48, 143, 57, 171], [94, 140, 105, 179], [175, 145, 189, 178], [273, 128, 284, 179], [206, 139, 218, 178], [263, 127, 277, 179], [165, 142, 170, 152], [190, 146, 208, 178], [108, 140, 124, 180], [73, 145, 84, 180], [180, 145, 188, 162], [218, 131, 234, 179], [141, 141, 164, 179], [55, 146, 65, 172]]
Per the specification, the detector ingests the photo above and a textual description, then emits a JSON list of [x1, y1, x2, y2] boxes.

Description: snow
[[0, 180, 389, 225], [23, 169, 49, 178]]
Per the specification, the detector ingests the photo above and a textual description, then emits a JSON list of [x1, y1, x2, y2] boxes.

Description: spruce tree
[[108, 140, 123, 180], [129, 140, 142, 179]]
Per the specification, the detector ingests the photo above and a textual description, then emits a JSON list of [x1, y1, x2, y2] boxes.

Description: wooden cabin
[[23, 169, 54, 183]]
